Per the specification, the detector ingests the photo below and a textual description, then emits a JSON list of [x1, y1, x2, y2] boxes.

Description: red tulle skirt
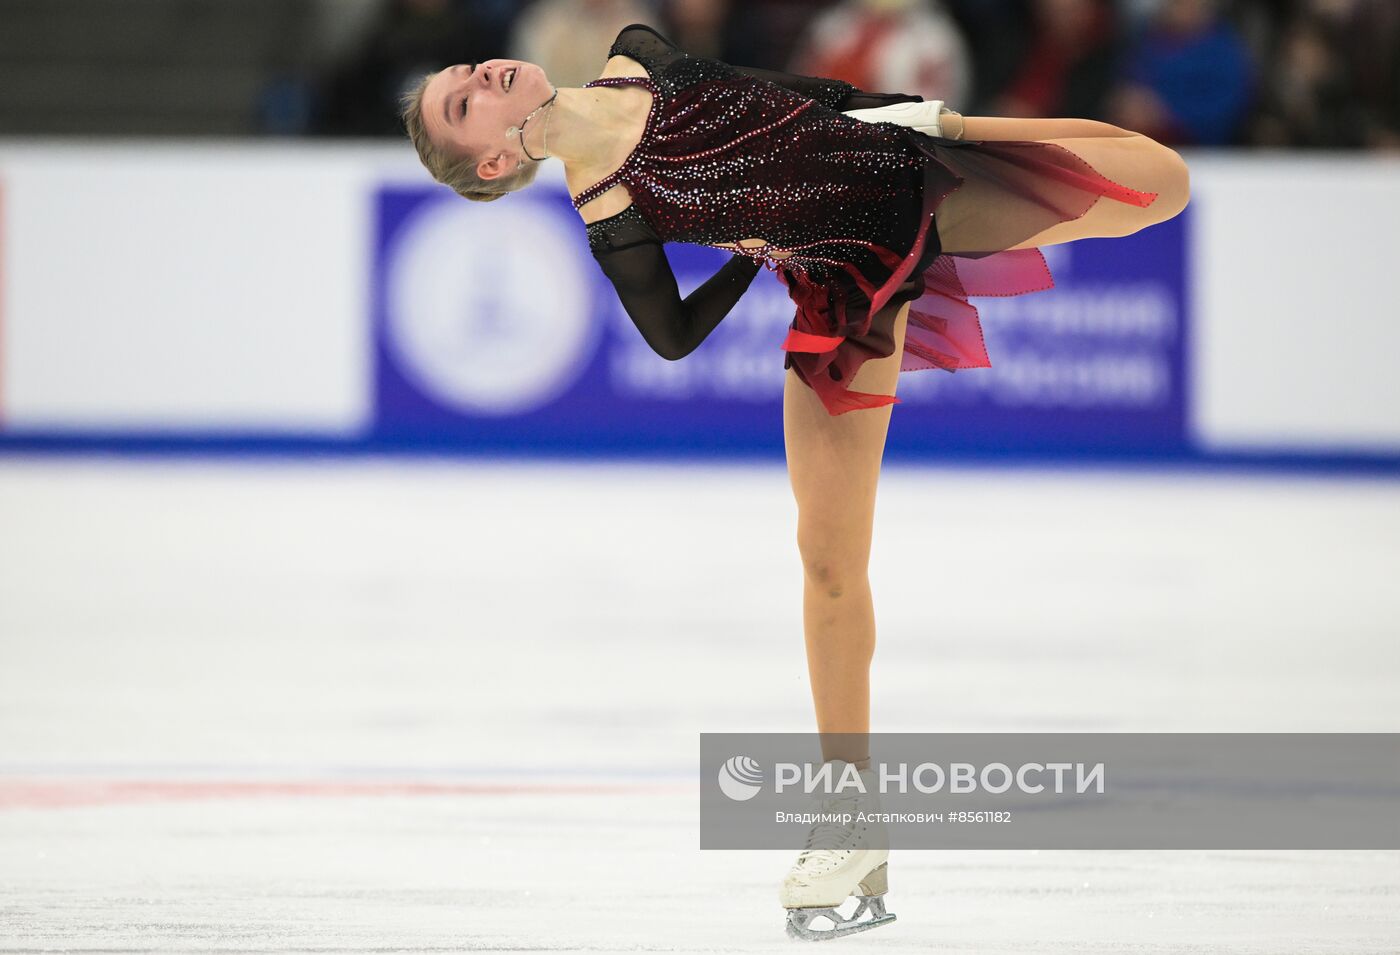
[[778, 134, 1159, 416]]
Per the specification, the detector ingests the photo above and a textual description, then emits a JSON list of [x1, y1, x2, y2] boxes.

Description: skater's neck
[[549, 84, 654, 188]]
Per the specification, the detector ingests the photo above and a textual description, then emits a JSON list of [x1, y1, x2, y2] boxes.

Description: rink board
[[0, 144, 1395, 466]]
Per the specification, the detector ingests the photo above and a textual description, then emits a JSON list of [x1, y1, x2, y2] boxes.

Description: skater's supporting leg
[[782, 303, 911, 766], [781, 762, 897, 939]]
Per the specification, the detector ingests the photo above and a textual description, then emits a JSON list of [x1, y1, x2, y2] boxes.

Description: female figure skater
[[402, 22, 1188, 941]]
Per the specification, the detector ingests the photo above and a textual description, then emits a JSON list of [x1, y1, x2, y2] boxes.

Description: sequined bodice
[[572, 30, 929, 283]]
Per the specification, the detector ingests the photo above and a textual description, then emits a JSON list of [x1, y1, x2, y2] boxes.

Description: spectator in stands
[[1247, 4, 1356, 147], [310, 0, 1393, 151], [991, 0, 1119, 121], [507, 0, 657, 91], [787, 0, 972, 109], [1106, 0, 1255, 145], [940, 0, 1034, 114], [1342, 0, 1400, 150], [1288, 0, 1400, 151], [314, 0, 509, 137], [658, 0, 733, 62]]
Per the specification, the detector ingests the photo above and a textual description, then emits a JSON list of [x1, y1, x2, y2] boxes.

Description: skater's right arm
[[730, 65, 925, 112], [608, 22, 924, 113], [588, 215, 762, 362]]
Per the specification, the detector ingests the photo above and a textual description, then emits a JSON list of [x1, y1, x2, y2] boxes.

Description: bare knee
[[1089, 138, 1189, 240], [803, 557, 866, 598], [1142, 137, 1191, 223], [797, 528, 870, 599]]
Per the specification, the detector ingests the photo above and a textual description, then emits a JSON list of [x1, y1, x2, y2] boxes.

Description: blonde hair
[[399, 73, 543, 203]]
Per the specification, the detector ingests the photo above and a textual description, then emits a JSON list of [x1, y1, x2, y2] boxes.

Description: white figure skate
[[781, 762, 896, 941], [842, 99, 962, 139]]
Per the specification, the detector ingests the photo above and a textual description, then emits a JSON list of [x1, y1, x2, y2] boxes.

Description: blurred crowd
[[307, 0, 1400, 150]]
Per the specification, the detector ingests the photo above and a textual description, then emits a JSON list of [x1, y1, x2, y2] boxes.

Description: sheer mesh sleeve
[[587, 205, 763, 361], [728, 65, 925, 111]]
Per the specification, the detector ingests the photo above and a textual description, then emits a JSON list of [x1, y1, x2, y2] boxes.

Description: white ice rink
[[1, 457, 1397, 953]]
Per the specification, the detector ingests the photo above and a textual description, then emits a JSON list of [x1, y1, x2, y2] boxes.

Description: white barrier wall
[[1190, 154, 1400, 454], [0, 143, 399, 435], [0, 141, 1396, 454]]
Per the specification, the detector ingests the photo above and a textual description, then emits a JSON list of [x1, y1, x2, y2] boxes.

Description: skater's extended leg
[[782, 303, 910, 766], [958, 115, 1142, 141], [936, 116, 1190, 252], [1007, 133, 1189, 247]]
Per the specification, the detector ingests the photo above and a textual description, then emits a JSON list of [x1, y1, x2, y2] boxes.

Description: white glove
[[841, 99, 959, 139]]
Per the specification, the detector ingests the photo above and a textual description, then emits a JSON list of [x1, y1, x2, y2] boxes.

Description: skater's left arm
[[585, 202, 763, 361], [593, 239, 763, 362]]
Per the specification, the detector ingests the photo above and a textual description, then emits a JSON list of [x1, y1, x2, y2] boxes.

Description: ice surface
[[1, 458, 1396, 952]]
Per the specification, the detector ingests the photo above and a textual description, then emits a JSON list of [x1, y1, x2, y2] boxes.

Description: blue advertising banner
[[372, 184, 1188, 457]]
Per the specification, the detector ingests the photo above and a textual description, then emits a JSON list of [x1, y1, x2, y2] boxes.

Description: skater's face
[[420, 60, 551, 181]]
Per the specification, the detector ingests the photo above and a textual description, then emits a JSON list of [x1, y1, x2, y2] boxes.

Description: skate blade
[[785, 895, 896, 941]]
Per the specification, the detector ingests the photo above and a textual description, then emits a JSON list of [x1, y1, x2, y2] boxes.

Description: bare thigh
[[935, 134, 1189, 253], [784, 303, 911, 565]]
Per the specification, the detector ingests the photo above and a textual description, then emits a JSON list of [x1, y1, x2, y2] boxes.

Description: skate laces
[[796, 793, 862, 864]]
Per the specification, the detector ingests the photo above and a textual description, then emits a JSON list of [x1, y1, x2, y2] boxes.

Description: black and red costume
[[573, 24, 1157, 415]]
